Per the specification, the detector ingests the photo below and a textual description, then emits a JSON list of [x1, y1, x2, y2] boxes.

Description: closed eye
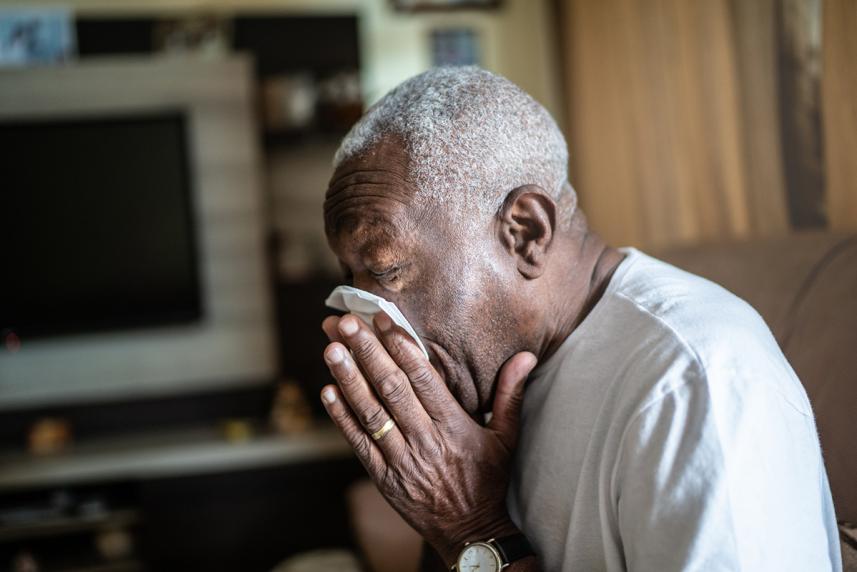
[[369, 265, 400, 280]]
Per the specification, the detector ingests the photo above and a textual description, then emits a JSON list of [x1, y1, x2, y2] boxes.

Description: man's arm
[[320, 312, 541, 571]]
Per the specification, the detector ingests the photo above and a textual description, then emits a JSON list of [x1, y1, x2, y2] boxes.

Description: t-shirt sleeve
[[612, 369, 840, 571]]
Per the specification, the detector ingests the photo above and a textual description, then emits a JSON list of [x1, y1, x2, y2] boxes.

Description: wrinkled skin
[[320, 137, 623, 569], [323, 140, 528, 415]]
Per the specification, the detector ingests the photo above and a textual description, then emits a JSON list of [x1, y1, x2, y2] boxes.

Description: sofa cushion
[[781, 236, 857, 524]]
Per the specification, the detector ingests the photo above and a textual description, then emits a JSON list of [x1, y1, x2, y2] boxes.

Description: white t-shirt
[[508, 248, 841, 571]]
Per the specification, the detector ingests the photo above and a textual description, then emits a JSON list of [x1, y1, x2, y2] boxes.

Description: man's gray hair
[[334, 66, 576, 223]]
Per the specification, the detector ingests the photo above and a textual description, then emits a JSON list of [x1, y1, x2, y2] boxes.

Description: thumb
[[488, 351, 538, 450]]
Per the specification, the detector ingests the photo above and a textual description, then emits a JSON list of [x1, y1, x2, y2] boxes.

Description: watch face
[[458, 542, 501, 572]]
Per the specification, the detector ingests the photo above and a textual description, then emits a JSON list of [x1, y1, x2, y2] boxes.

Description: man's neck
[[537, 230, 625, 365]]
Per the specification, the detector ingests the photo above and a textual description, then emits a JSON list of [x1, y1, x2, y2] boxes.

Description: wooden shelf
[[55, 562, 143, 572], [0, 509, 139, 542], [0, 425, 351, 492]]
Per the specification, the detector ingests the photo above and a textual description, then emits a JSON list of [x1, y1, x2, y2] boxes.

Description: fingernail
[[325, 346, 345, 364], [322, 387, 336, 404], [339, 317, 358, 336], [526, 353, 538, 371], [376, 312, 392, 332]]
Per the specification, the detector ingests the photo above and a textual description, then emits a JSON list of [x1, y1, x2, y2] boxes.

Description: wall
[[11, 0, 564, 121], [358, 0, 563, 119], [17, 0, 566, 279]]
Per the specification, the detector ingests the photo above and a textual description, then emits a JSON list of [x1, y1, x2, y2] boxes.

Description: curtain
[[822, 0, 857, 231], [556, 0, 855, 249]]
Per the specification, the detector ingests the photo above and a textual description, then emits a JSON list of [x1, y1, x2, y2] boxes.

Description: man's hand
[[320, 312, 537, 567]]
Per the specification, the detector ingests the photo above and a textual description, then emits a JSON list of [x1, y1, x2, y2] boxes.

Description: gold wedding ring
[[371, 418, 396, 441]]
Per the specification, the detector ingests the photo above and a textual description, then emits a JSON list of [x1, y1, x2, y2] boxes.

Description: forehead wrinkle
[[324, 164, 421, 237], [326, 168, 412, 196], [324, 139, 426, 243], [326, 171, 413, 203], [324, 188, 414, 236], [325, 182, 411, 215]]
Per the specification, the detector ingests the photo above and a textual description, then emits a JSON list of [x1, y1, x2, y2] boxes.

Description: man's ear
[[496, 185, 557, 279]]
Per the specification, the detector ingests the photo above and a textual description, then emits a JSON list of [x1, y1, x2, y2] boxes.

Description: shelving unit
[[1, 9, 366, 572], [0, 509, 139, 543], [0, 426, 358, 571], [51, 563, 143, 572], [0, 426, 351, 492]]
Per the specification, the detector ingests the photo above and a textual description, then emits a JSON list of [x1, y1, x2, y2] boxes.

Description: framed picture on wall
[[0, 8, 75, 66], [392, 0, 501, 11], [431, 28, 480, 66]]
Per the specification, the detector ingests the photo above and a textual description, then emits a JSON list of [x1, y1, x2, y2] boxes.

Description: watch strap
[[492, 533, 535, 565]]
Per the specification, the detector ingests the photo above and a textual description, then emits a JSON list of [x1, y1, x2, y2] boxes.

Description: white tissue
[[325, 285, 430, 360]]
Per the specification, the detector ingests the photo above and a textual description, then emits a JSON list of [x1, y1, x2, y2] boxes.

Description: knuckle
[[328, 402, 348, 422], [335, 362, 360, 387], [387, 334, 418, 363], [506, 390, 523, 409], [386, 336, 434, 386], [351, 335, 378, 362], [408, 365, 435, 389], [376, 370, 409, 404], [352, 434, 373, 459], [359, 405, 388, 430]]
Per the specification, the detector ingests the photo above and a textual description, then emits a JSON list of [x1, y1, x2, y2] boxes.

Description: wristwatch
[[452, 533, 534, 571]]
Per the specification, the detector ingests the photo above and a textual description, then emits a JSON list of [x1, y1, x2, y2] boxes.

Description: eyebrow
[[325, 199, 393, 238]]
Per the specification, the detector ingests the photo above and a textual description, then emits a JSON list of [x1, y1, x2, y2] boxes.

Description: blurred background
[[0, 0, 854, 571]]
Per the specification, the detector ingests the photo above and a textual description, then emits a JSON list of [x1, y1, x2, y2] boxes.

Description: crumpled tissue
[[325, 285, 430, 360]]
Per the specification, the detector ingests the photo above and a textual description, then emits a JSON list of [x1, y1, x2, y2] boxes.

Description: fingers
[[373, 312, 459, 424], [488, 352, 537, 451], [322, 315, 343, 343], [324, 341, 407, 457], [335, 315, 434, 439], [319, 384, 386, 479]]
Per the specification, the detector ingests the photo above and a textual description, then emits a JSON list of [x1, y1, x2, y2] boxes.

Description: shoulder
[[607, 249, 812, 417], [614, 248, 767, 349]]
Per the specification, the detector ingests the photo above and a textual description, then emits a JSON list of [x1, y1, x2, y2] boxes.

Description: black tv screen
[[0, 112, 201, 339]]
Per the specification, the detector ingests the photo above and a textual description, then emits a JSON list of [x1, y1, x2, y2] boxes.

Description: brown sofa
[[349, 232, 857, 571]]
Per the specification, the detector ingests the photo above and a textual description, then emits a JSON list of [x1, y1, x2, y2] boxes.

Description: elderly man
[[318, 67, 841, 571]]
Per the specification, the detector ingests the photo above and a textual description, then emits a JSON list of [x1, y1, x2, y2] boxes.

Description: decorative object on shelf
[[270, 379, 313, 434], [431, 27, 480, 67], [11, 550, 39, 572], [153, 14, 230, 56], [3, 328, 21, 353], [27, 417, 72, 456], [95, 526, 134, 561], [221, 418, 255, 443], [0, 7, 75, 67], [272, 548, 361, 572], [316, 70, 363, 133], [393, 0, 501, 11], [262, 72, 317, 131]]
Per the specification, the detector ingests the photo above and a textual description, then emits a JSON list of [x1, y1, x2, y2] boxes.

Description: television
[[1, 112, 202, 339], [0, 56, 276, 410]]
